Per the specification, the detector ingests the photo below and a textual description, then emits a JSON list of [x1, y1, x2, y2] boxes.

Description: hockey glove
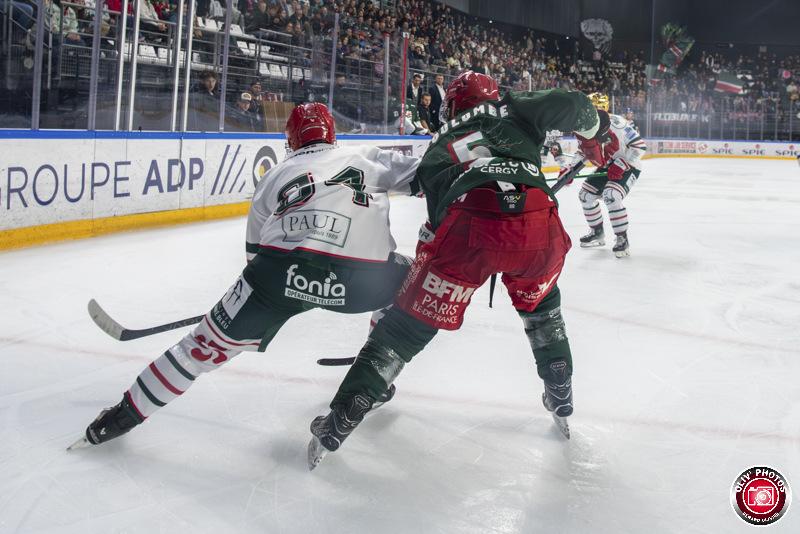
[[557, 164, 576, 186], [576, 135, 605, 167], [607, 159, 628, 181]]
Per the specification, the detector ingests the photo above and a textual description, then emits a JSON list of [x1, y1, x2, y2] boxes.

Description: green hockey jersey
[[418, 89, 598, 227]]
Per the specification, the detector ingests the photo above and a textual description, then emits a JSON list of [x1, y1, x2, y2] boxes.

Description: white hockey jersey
[[554, 114, 646, 170], [604, 113, 646, 170], [246, 143, 420, 263]]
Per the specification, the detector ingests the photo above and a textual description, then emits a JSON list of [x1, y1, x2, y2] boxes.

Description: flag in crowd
[[714, 72, 744, 94]]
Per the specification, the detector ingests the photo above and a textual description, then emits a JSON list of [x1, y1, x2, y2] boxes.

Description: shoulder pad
[[609, 114, 627, 129]]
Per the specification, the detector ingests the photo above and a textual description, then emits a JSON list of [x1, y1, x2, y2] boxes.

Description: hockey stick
[[316, 357, 356, 366], [549, 159, 586, 194], [545, 169, 606, 184], [88, 299, 204, 341]]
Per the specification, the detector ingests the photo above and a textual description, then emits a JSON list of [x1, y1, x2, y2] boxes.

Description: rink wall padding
[[0, 131, 796, 250], [0, 131, 429, 250]]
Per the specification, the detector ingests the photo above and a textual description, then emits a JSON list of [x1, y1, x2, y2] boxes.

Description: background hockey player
[[307, 72, 601, 468], [568, 93, 646, 257], [70, 103, 421, 449]]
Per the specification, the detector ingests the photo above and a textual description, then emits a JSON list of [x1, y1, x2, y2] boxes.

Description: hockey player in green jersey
[[308, 71, 601, 468]]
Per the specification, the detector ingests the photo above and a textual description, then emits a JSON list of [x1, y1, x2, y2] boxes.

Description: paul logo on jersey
[[281, 209, 352, 248], [285, 264, 346, 306]]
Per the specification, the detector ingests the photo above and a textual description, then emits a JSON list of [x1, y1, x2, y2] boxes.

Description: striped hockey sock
[[582, 202, 603, 227], [609, 207, 629, 234], [127, 348, 197, 419]]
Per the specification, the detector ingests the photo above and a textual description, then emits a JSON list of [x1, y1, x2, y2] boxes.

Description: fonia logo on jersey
[[730, 466, 791, 525], [712, 143, 733, 155], [775, 144, 799, 157], [285, 264, 346, 306]]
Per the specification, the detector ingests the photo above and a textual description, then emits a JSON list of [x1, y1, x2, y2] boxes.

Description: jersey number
[[448, 131, 493, 167], [275, 173, 315, 216], [276, 167, 370, 213], [325, 166, 371, 207]]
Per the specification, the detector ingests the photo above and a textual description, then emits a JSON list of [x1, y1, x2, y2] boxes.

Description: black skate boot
[[307, 393, 375, 470], [373, 383, 396, 409], [612, 231, 630, 258], [541, 359, 573, 439], [579, 225, 605, 248], [67, 396, 144, 450]]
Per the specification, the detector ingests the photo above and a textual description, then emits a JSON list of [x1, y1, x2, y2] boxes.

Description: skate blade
[[307, 436, 328, 471], [580, 240, 605, 248], [614, 249, 630, 258], [66, 436, 91, 451], [552, 414, 571, 439]]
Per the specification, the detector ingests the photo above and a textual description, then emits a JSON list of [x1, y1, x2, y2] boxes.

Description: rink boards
[[0, 131, 796, 250]]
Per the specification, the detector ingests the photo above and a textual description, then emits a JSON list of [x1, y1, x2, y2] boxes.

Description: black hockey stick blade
[[87, 299, 204, 341], [316, 357, 356, 366], [550, 159, 586, 195]]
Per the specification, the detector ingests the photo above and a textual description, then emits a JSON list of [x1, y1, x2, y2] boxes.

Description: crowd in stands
[[4, 0, 800, 132]]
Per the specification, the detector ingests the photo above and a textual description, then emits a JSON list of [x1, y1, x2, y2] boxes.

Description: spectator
[[248, 80, 265, 122], [209, 0, 245, 28], [245, 0, 271, 39], [0, 1, 35, 33], [32, 0, 82, 47], [417, 92, 433, 132], [407, 73, 423, 105], [197, 71, 219, 99], [138, 0, 168, 43], [429, 73, 446, 130], [229, 92, 258, 131]]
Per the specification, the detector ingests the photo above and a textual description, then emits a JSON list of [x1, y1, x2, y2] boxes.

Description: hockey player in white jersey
[[69, 103, 420, 448], [558, 94, 645, 257]]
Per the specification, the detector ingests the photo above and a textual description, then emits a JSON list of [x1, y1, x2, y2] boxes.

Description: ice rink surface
[[1, 157, 799, 533]]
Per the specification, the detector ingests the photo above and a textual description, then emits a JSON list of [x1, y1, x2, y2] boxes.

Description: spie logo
[[742, 144, 766, 156], [713, 142, 733, 155], [775, 144, 799, 157]]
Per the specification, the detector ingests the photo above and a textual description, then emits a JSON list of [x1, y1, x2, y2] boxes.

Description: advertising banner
[[0, 133, 429, 233]]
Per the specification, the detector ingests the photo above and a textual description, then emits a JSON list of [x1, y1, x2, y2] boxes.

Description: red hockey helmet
[[285, 103, 336, 151], [442, 71, 500, 121]]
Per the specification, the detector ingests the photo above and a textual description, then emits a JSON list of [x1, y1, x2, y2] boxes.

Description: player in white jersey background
[[69, 103, 421, 449], [555, 93, 645, 258]]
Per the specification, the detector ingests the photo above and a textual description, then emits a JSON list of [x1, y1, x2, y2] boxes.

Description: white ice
[[1, 158, 799, 533]]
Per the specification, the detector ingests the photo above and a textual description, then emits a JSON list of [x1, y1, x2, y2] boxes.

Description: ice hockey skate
[[579, 225, 605, 248], [613, 232, 630, 258], [67, 396, 143, 450], [308, 384, 397, 470], [308, 393, 375, 470], [541, 360, 573, 439]]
